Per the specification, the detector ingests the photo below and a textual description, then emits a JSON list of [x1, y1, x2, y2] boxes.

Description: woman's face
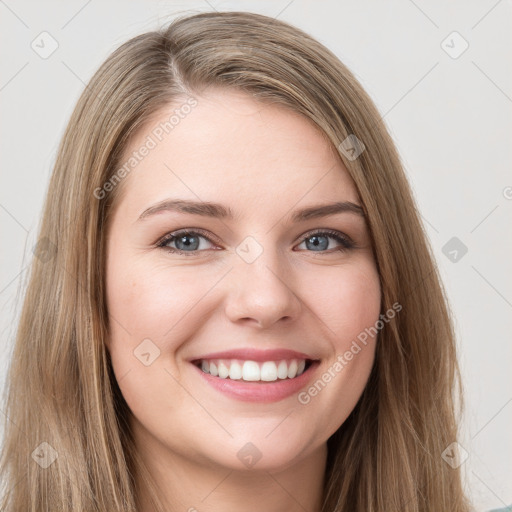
[[105, 88, 381, 472]]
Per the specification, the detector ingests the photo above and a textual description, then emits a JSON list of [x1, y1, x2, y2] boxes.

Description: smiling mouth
[[191, 358, 315, 382]]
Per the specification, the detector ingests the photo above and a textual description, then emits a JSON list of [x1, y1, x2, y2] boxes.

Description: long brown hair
[[0, 11, 473, 511]]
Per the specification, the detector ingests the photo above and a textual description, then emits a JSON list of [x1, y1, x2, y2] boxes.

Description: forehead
[[115, 88, 359, 216]]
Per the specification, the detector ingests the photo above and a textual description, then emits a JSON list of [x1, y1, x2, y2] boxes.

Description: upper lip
[[189, 348, 319, 363]]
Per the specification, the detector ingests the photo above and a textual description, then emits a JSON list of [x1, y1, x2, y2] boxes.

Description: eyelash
[[155, 228, 356, 256]]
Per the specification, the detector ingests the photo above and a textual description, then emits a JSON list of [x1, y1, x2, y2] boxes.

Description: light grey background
[[1, 1, 511, 510]]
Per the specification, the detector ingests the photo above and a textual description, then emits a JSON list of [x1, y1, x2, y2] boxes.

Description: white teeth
[[277, 360, 288, 379], [197, 358, 310, 382], [218, 361, 230, 379], [260, 361, 278, 381], [242, 361, 260, 381], [229, 361, 242, 380], [287, 360, 298, 379]]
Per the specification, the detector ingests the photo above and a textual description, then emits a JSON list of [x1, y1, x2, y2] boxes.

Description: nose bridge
[[224, 234, 301, 327]]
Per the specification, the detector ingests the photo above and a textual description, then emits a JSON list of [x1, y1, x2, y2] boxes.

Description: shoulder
[[488, 506, 512, 512]]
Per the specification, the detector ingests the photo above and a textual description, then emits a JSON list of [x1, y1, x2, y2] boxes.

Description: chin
[[201, 432, 320, 473]]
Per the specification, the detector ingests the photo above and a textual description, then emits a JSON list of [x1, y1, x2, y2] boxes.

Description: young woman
[[0, 10, 483, 511]]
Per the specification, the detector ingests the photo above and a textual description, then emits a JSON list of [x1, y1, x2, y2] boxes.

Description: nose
[[224, 250, 302, 329]]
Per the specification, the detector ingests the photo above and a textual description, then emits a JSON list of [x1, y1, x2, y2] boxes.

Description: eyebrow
[[137, 199, 365, 222]]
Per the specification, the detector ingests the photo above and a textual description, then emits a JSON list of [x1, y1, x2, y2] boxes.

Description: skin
[[104, 88, 381, 512]]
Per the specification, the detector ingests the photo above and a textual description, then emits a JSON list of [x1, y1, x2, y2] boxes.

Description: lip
[[190, 359, 321, 403], [189, 348, 317, 363]]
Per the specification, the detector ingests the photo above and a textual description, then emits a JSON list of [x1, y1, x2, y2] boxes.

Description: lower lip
[[190, 361, 321, 403]]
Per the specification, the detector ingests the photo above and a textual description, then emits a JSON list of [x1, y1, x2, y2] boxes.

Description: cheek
[[106, 257, 210, 344], [307, 259, 381, 346], [104, 257, 207, 421], [296, 260, 381, 432]]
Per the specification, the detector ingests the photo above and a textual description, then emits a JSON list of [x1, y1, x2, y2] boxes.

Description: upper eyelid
[[157, 228, 219, 247]]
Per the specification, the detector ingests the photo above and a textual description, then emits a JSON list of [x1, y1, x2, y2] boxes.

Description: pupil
[[306, 235, 328, 251], [176, 235, 199, 251]]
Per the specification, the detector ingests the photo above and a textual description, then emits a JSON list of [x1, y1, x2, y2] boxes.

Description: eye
[[156, 229, 218, 255], [156, 228, 355, 256], [295, 229, 355, 253]]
